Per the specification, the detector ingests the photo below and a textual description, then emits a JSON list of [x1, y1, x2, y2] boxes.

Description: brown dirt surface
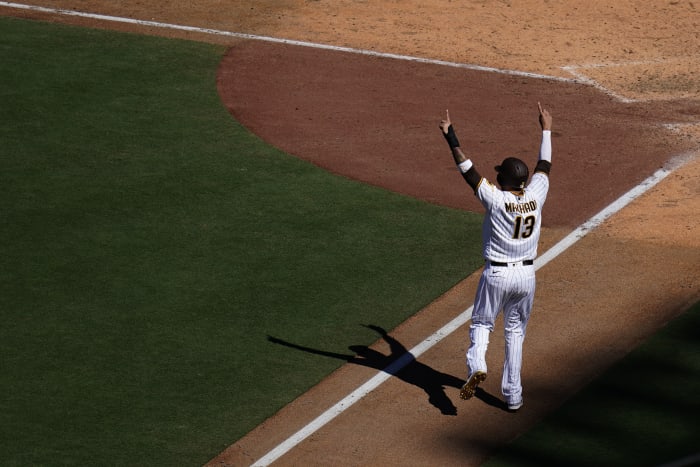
[[4, 1, 698, 465]]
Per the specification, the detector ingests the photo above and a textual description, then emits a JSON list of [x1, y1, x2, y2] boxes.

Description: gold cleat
[[460, 371, 487, 400]]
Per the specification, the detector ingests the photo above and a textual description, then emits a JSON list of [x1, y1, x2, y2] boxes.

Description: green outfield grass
[[487, 301, 700, 467], [0, 17, 483, 465]]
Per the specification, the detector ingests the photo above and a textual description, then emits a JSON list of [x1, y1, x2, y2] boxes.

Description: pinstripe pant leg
[[467, 324, 491, 377], [501, 269, 535, 404], [466, 270, 501, 377]]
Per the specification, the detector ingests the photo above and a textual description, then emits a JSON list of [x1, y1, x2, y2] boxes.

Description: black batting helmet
[[495, 157, 529, 189]]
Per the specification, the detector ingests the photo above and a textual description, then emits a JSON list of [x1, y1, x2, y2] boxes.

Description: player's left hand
[[538, 102, 552, 131]]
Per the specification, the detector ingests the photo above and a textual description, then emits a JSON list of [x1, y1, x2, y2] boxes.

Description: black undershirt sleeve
[[462, 166, 481, 192], [534, 159, 551, 175]]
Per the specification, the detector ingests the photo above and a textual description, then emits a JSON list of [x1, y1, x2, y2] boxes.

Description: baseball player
[[439, 103, 552, 412]]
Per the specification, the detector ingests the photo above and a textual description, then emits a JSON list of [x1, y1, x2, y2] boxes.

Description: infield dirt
[[3, 1, 698, 465]]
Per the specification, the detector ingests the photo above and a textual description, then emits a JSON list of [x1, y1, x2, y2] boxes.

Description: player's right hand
[[440, 109, 452, 134]]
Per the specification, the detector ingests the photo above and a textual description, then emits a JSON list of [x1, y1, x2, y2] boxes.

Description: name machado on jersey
[[504, 200, 538, 214]]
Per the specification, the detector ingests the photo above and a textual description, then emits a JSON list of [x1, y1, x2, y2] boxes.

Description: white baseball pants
[[466, 262, 536, 405]]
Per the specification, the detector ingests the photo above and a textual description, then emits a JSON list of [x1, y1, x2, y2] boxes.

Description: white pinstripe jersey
[[475, 172, 549, 262]]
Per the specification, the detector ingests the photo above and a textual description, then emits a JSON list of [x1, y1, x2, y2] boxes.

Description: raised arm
[[535, 102, 552, 174], [538, 102, 552, 132], [439, 110, 481, 191]]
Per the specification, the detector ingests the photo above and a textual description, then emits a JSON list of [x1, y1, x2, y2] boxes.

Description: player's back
[[478, 173, 549, 262]]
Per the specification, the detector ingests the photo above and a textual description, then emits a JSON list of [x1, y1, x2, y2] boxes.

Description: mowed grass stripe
[[0, 17, 483, 465], [486, 301, 700, 467]]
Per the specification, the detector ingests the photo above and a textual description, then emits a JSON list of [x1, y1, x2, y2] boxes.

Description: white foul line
[[535, 152, 694, 269], [561, 65, 638, 103], [251, 152, 695, 466], [0, 1, 575, 83]]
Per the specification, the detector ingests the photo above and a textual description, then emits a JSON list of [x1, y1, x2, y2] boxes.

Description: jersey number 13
[[512, 215, 536, 239]]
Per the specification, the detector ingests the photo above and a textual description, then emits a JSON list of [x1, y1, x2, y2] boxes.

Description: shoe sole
[[507, 401, 523, 412], [460, 371, 487, 400]]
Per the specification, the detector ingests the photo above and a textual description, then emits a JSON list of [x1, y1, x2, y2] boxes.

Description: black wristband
[[443, 125, 460, 148]]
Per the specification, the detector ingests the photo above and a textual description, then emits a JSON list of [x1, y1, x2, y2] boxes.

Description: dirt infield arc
[[2, 1, 698, 465], [216, 39, 698, 229], [211, 41, 700, 466]]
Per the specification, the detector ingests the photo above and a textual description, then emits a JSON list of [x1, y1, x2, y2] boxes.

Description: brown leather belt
[[490, 259, 534, 267]]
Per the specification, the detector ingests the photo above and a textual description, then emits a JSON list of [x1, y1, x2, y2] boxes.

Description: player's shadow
[[474, 387, 509, 411], [267, 324, 465, 416]]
